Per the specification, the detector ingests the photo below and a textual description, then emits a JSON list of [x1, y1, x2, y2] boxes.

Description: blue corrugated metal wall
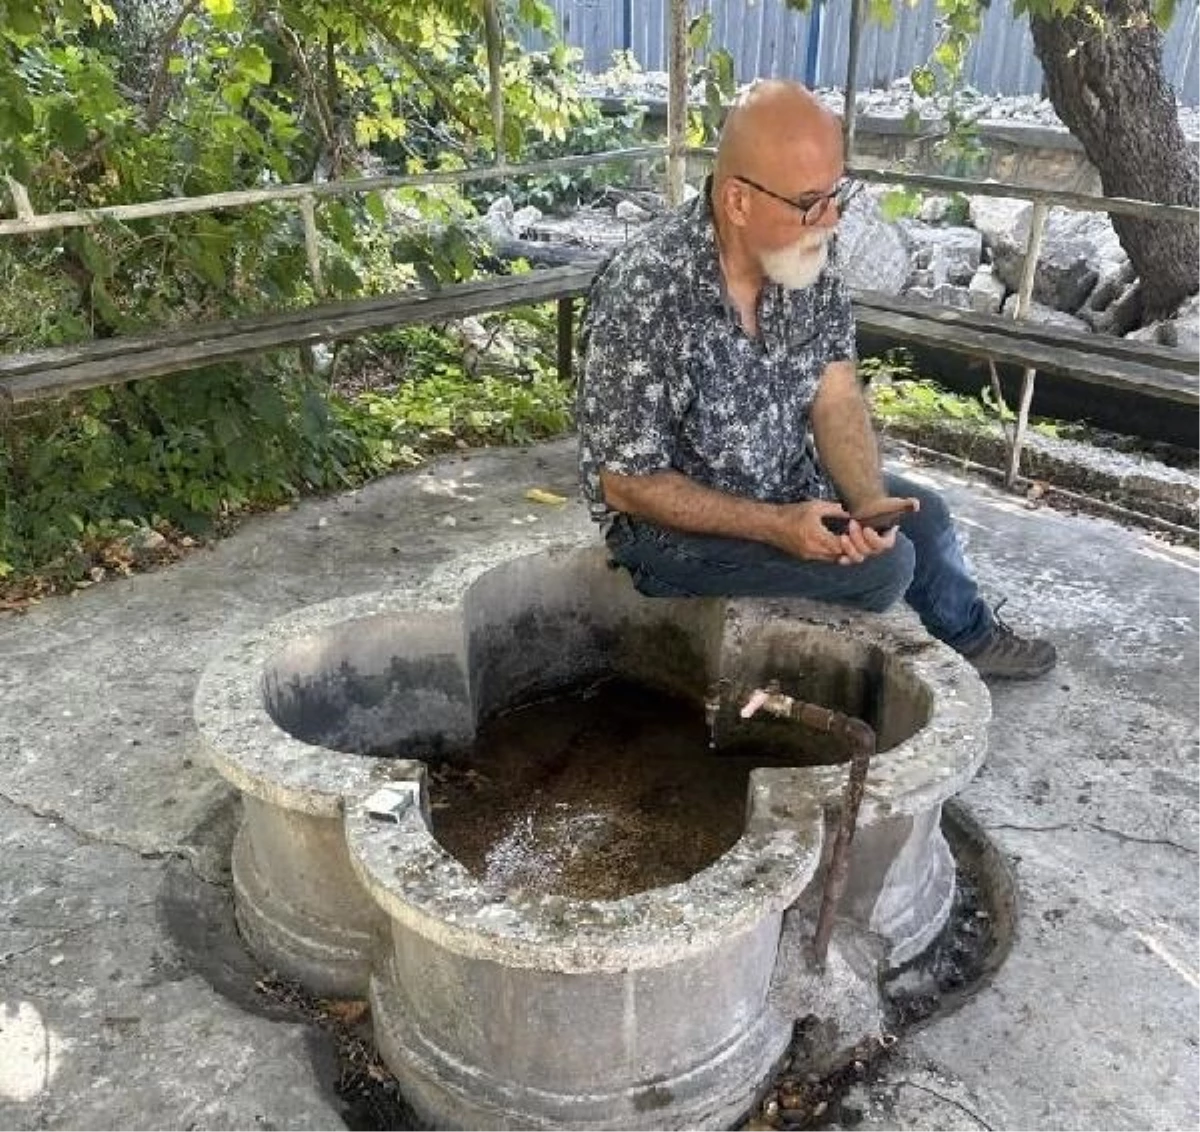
[[529, 0, 1199, 107]]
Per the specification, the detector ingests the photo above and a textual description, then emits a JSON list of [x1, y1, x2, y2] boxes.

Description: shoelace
[[992, 597, 1015, 637]]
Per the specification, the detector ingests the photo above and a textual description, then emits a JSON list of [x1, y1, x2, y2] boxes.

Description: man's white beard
[[759, 235, 830, 291]]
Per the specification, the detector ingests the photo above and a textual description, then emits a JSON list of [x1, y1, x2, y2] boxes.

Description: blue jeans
[[604, 472, 993, 655]]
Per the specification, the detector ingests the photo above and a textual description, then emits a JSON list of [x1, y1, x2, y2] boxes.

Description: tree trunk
[[1030, 0, 1199, 321]]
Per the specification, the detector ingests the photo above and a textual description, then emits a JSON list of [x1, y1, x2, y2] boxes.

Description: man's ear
[[720, 179, 750, 228]]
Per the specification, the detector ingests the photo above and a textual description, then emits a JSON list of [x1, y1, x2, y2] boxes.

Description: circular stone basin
[[195, 541, 990, 1130]]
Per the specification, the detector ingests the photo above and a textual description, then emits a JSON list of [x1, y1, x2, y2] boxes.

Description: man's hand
[[770, 497, 918, 565]]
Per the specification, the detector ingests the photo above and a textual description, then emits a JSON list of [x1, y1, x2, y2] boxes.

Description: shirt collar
[[686, 176, 724, 308]]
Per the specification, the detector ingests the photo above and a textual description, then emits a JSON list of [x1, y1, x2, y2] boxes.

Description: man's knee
[[859, 535, 916, 612]]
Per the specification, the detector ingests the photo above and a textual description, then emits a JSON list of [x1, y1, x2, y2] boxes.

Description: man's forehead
[[774, 164, 846, 197]]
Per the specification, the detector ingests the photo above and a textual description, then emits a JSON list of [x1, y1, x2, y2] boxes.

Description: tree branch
[[480, 0, 505, 163], [273, 18, 340, 175], [146, 0, 203, 131]]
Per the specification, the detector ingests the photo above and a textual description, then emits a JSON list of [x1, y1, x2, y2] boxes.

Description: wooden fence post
[[1005, 200, 1049, 488]]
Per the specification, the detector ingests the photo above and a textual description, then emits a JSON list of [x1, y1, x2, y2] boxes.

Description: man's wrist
[[754, 500, 800, 549]]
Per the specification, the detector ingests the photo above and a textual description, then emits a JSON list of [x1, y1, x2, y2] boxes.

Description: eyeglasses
[[733, 175, 862, 225]]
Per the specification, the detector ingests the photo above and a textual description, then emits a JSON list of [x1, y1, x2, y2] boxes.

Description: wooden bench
[[0, 263, 602, 408], [852, 290, 1197, 407]]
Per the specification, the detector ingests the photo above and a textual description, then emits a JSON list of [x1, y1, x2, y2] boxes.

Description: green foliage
[[1014, 0, 1177, 27], [0, 362, 365, 580], [685, 12, 737, 147], [471, 96, 647, 213], [352, 364, 571, 451], [0, 0, 590, 590], [867, 369, 1065, 439], [871, 375, 1001, 426], [0, 310, 575, 586], [879, 187, 922, 222], [0, 0, 592, 338]]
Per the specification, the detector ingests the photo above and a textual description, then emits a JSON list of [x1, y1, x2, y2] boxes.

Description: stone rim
[[194, 538, 992, 971]]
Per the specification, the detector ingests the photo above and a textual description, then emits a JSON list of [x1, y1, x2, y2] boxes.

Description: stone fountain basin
[[194, 540, 990, 1129]]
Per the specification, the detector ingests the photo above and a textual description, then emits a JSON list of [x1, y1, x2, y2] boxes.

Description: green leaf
[[712, 49, 735, 96], [879, 187, 921, 221], [3, 0, 42, 36], [365, 191, 387, 224], [47, 103, 88, 150], [202, 0, 235, 15], [688, 12, 713, 51], [325, 257, 363, 294], [233, 43, 271, 85], [0, 73, 34, 135], [221, 80, 250, 109], [248, 382, 288, 429], [911, 65, 936, 98]]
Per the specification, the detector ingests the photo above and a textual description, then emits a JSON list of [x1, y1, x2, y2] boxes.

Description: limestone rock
[[917, 194, 955, 224], [1126, 323, 1161, 343], [968, 195, 1032, 251], [1002, 294, 1090, 333], [614, 199, 652, 223], [968, 266, 1007, 315], [129, 527, 167, 553], [836, 195, 910, 294], [512, 205, 543, 236], [992, 208, 1121, 314], [1086, 279, 1144, 336], [484, 195, 516, 242], [899, 221, 982, 286], [1081, 257, 1136, 319], [1126, 293, 1200, 353], [907, 283, 974, 311]]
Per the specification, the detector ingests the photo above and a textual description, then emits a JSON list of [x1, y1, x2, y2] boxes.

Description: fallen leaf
[[524, 487, 567, 505], [321, 998, 370, 1027]]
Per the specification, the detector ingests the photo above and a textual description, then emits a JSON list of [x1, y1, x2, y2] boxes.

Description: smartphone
[[823, 508, 914, 536]]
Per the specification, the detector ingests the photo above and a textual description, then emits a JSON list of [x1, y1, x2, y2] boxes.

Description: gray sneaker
[[963, 601, 1057, 680]]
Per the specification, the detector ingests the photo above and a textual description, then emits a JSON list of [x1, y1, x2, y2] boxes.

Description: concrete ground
[[1, 438, 1196, 1132]]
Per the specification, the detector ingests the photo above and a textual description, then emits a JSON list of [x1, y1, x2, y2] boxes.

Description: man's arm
[[810, 360, 887, 512], [601, 469, 852, 562]]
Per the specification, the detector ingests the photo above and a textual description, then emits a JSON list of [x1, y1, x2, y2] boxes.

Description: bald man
[[577, 81, 1055, 679]]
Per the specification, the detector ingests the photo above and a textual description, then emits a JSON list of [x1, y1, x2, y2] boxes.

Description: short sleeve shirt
[[577, 181, 857, 521]]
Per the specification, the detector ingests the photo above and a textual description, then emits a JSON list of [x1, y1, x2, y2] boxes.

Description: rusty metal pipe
[[739, 681, 877, 970]]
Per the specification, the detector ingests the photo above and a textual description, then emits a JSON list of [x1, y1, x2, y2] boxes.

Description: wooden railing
[[3, 144, 1196, 481]]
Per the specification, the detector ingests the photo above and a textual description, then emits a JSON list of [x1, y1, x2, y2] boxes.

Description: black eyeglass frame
[[732, 174, 862, 225]]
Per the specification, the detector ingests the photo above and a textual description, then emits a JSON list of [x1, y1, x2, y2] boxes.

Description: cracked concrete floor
[[0, 438, 1196, 1131]]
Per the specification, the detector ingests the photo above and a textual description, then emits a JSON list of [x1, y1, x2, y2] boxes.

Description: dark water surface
[[426, 678, 816, 900]]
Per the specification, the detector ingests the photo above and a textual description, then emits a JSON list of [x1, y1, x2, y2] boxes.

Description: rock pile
[[836, 189, 1197, 351], [507, 186, 1197, 353]]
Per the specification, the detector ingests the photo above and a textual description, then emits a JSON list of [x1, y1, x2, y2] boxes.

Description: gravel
[[581, 70, 1200, 143]]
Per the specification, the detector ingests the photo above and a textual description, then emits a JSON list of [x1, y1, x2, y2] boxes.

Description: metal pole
[[811, 719, 873, 969], [738, 683, 876, 971], [1005, 200, 1049, 488], [843, 0, 864, 156], [804, 0, 825, 90], [666, 0, 689, 207]]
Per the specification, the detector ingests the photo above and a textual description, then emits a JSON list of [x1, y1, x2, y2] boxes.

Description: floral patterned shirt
[[577, 181, 857, 521]]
